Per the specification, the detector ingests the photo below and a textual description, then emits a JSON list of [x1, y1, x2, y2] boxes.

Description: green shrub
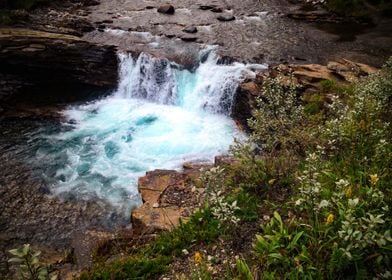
[[8, 244, 57, 280]]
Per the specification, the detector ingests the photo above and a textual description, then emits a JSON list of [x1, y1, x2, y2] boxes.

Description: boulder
[[157, 4, 175, 15]]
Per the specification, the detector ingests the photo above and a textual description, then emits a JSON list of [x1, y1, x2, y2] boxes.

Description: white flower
[[336, 179, 350, 189], [319, 200, 329, 209], [348, 198, 359, 208]]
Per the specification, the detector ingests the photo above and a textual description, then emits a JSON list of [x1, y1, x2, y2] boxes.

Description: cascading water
[[36, 50, 266, 217]]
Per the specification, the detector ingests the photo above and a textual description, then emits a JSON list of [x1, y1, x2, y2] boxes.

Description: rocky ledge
[[0, 28, 118, 111], [232, 59, 377, 130], [131, 158, 234, 232]]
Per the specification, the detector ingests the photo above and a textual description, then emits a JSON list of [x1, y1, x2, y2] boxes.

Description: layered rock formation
[[0, 28, 118, 110]]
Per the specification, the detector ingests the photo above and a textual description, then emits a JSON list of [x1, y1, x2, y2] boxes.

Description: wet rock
[[211, 7, 223, 13], [183, 26, 198, 33], [82, 0, 100, 6], [157, 5, 175, 15], [286, 9, 338, 22], [181, 35, 198, 42], [199, 5, 216, 10], [0, 28, 118, 89], [217, 56, 235, 65], [232, 80, 261, 130], [217, 14, 236, 21]]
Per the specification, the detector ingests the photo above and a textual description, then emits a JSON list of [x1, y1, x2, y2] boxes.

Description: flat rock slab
[[138, 170, 183, 205], [131, 165, 209, 231]]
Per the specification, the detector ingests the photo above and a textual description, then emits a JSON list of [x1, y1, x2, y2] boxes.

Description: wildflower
[[318, 200, 329, 209], [194, 252, 202, 264], [268, 178, 276, 185], [336, 179, 350, 189], [326, 213, 334, 225], [348, 198, 359, 208], [345, 186, 353, 198], [370, 174, 379, 185]]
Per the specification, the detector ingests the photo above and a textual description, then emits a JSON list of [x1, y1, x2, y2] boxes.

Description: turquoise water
[[37, 51, 264, 214]]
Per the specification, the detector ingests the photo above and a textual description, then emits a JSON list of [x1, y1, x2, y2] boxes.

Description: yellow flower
[[345, 186, 353, 198], [370, 174, 379, 185], [359, 120, 366, 130], [268, 179, 276, 185], [194, 252, 202, 264], [326, 213, 334, 225]]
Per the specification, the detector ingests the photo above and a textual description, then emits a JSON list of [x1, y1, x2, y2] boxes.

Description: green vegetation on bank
[[234, 58, 392, 279]]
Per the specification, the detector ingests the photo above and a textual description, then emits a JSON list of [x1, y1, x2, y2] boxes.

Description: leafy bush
[[248, 73, 303, 153], [253, 212, 317, 278], [8, 244, 57, 280], [234, 58, 392, 279]]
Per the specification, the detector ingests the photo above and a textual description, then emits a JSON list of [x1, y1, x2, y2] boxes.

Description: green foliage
[[8, 244, 57, 280], [147, 208, 221, 257], [79, 256, 170, 280], [248, 73, 304, 153], [229, 141, 268, 192], [200, 167, 241, 227], [253, 212, 318, 278], [234, 58, 392, 279], [80, 208, 221, 279], [236, 259, 253, 280]]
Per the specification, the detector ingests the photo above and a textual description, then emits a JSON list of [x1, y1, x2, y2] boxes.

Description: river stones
[[217, 14, 236, 21], [183, 26, 197, 33], [211, 7, 223, 13], [199, 5, 216, 10], [157, 4, 175, 15], [181, 35, 198, 42]]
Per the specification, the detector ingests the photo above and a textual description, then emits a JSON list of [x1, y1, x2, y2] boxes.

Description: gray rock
[[183, 26, 197, 33], [211, 7, 223, 13], [157, 5, 175, 15], [181, 35, 198, 42], [217, 14, 235, 21]]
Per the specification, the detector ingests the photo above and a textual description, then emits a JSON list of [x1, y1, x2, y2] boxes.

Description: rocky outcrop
[[232, 59, 377, 130], [131, 162, 213, 231], [0, 28, 118, 110]]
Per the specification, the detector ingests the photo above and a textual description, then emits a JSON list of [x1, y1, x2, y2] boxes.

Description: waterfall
[[36, 49, 266, 217], [116, 50, 265, 114]]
